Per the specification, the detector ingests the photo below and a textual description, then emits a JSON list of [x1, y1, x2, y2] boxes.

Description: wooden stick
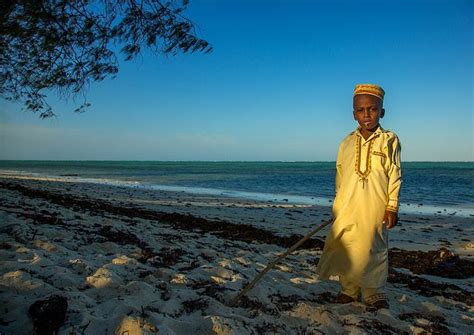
[[230, 217, 334, 306]]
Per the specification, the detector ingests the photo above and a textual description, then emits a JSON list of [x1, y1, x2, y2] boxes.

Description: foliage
[[0, 0, 212, 118]]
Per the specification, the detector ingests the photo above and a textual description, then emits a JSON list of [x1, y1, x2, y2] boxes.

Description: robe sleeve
[[331, 142, 344, 217], [386, 135, 402, 212], [335, 143, 343, 194]]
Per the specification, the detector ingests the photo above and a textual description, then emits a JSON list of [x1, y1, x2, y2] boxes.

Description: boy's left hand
[[383, 210, 398, 229]]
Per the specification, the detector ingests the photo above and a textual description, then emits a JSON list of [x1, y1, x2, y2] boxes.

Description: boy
[[316, 84, 402, 310]]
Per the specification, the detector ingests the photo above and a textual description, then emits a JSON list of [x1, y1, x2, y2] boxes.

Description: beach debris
[[95, 225, 157, 263], [235, 295, 279, 317], [97, 226, 143, 247], [357, 319, 401, 334], [15, 208, 66, 226], [398, 312, 452, 334], [0, 241, 13, 249], [151, 247, 186, 268], [181, 298, 209, 314], [309, 292, 336, 304], [0, 181, 326, 251], [28, 295, 68, 335], [156, 282, 171, 301], [389, 247, 474, 278], [388, 268, 474, 305], [191, 280, 226, 300], [269, 293, 301, 311], [254, 321, 287, 333]]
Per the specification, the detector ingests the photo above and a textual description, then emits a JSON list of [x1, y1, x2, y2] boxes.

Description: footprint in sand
[[32, 240, 57, 252], [1, 270, 43, 291], [68, 259, 93, 275], [86, 268, 123, 289], [114, 316, 165, 335]]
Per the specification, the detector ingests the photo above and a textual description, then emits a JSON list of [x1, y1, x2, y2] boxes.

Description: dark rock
[[28, 295, 68, 335]]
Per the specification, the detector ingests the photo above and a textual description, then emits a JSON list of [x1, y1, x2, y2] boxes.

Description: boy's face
[[353, 94, 385, 132]]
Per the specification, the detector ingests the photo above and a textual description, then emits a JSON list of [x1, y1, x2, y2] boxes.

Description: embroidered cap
[[354, 84, 385, 100]]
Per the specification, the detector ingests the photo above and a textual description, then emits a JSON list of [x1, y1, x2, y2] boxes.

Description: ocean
[[0, 161, 473, 217]]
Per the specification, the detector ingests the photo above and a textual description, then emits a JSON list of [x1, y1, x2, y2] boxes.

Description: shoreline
[[0, 175, 473, 334], [1, 170, 473, 218]]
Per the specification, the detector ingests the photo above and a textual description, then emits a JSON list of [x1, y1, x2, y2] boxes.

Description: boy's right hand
[[383, 210, 398, 229]]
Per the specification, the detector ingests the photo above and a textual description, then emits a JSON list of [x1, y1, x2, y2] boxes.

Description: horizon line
[[0, 159, 473, 163]]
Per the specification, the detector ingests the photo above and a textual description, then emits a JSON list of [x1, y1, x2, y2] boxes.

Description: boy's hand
[[383, 210, 398, 229]]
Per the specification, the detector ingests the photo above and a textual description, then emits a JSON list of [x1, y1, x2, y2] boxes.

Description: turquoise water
[[0, 161, 473, 215]]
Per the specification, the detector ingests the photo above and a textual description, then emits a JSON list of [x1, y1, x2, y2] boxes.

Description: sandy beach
[[0, 173, 473, 334]]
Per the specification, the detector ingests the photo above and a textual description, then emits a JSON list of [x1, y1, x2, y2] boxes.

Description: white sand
[[0, 174, 473, 334]]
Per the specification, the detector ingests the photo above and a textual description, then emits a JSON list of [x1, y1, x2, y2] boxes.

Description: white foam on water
[[146, 183, 333, 207]]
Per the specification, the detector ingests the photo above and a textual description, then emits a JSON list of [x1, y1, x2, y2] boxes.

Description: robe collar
[[355, 124, 383, 142]]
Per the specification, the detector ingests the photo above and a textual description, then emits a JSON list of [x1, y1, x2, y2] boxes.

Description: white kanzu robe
[[317, 126, 402, 288]]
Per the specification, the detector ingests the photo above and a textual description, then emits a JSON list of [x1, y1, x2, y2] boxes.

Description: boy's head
[[353, 84, 385, 132]]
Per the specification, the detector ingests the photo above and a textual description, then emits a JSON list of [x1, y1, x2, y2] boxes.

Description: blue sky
[[0, 0, 472, 161]]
